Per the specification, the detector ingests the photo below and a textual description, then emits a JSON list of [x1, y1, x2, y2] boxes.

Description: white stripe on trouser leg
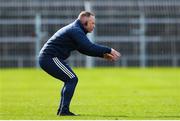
[[52, 58, 72, 78], [53, 58, 73, 79], [52, 58, 74, 79], [60, 86, 65, 111], [54, 57, 75, 78]]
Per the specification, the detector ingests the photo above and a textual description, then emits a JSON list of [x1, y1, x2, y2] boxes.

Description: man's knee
[[70, 76, 78, 85]]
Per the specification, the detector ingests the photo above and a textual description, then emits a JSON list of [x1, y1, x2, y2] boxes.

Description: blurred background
[[0, 0, 180, 68]]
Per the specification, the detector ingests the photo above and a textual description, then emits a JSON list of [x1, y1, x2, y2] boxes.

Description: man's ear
[[83, 17, 89, 26], [84, 21, 88, 26]]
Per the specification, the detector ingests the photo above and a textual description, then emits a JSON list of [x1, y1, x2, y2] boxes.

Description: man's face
[[85, 16, 95, 32]]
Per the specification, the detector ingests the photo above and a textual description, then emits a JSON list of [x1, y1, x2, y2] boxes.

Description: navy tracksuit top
[[39, 19, 111, 60]]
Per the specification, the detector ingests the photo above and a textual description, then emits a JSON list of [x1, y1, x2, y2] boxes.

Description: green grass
[[0, 68, 180, 120]]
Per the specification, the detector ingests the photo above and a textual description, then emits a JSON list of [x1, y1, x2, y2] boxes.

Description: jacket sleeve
[[70, 28, 111, 57]]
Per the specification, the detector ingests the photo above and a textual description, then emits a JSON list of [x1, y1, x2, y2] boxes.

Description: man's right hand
[[103, 48, 121, 61]]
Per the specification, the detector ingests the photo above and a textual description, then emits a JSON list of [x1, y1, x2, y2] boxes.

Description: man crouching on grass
[[38, 11, 120, 116]]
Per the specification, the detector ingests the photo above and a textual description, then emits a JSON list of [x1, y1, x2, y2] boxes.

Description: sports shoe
[[59, 111, 76, 116], [57, 109, 76, 116]]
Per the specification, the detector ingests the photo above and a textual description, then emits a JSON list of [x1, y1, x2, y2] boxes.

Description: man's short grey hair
[[78, 11, 95, 19]]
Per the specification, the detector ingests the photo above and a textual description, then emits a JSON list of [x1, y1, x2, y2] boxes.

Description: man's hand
[[103, 48, 121, 61]]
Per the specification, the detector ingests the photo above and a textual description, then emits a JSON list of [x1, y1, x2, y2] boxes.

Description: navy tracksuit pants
[[39, 55, 78, 112]]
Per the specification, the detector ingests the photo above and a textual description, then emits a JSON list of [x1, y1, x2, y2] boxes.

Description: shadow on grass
[[78, 114, 180, 119], [78, 114, 128, 118]]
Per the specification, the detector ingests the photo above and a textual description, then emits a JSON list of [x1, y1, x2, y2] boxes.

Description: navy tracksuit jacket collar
[[74, 19, 88, 34]]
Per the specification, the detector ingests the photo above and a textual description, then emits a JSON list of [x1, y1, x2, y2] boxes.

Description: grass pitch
[[0, 68, 180, 120]]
